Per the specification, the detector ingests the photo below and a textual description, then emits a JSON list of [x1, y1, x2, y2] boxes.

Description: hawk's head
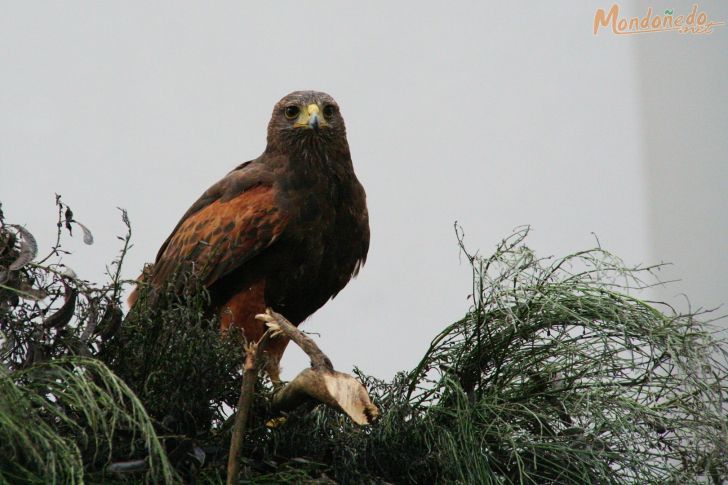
[[266, 91, 348, 156]]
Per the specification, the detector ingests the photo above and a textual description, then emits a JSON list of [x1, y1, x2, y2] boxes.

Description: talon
[[256, 309, 285, 337], [265, 321, 283, 338], [255, 310, 275, 323], [244, 341, 257, 354], [266, 416, 287, 428]]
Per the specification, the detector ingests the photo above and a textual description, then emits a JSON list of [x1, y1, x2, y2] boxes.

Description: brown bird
[[129, 91, 370, 384]]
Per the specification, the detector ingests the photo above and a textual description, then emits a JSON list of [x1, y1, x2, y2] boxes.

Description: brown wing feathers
[[151, 184, 286, 288], [127, 171, 287, 307]]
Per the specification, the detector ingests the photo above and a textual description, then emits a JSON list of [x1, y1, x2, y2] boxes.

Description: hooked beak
[[307, 104, 320, 132], [308, 113, 320, 132], [294, 104, 327, 132]]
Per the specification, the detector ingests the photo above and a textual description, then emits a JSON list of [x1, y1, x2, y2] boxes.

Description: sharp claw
[[255, 312, 274, 323], [244, 341, 257, 354], [255, 309, 285, 337], [266, 416, 287, 428], [265, 320, 282, 335]]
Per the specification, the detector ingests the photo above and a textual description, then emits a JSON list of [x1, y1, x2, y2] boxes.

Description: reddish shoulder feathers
[[128, 169, 287, 306]]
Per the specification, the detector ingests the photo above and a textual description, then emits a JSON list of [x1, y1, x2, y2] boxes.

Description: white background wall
[[1, 2, 725, 379], [635, 0, 728, 317]]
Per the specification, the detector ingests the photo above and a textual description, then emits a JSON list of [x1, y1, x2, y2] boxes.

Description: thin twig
[[226, 329, 271, 485]]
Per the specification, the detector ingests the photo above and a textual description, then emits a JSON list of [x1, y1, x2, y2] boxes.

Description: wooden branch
[[257, 309, 379, 425], [226, 330, 271, 485], [227, 309, 378, 483]]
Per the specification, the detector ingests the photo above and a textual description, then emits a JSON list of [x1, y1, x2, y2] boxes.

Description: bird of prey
[[129, 91, 369, 383]]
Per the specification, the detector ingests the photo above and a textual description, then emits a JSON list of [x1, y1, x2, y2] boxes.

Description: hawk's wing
[[149, 161, 286, 290]]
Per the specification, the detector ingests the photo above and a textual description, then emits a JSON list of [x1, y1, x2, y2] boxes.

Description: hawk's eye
[[284, 106, 300, 119], [323, 105, 336, 117]]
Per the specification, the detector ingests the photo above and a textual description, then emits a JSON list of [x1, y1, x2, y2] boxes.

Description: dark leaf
[[8, 225, 37, 270], [42, 284, 77, 329]]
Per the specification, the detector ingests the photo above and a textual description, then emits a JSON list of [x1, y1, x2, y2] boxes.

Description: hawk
[[129, 91, 370, 383]]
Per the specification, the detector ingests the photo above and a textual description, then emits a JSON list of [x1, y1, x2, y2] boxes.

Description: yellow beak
[[307, 104, 320, 131], [294, 104, 327, 130]]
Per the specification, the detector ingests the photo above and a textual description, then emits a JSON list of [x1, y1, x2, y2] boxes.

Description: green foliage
[[98, 274, 244, 439], [0, 198, 176, 484], [0, 358, 175, 484], [1, 199, 726, 484], [219, 230, 727, 485], [404, 228, 728, 484]]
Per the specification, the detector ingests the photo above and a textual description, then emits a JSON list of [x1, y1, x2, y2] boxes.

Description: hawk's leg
[[219, 282, 291, 385], [262, 335, 290, 387]]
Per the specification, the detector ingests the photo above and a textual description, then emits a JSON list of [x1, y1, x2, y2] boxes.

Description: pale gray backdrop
[[1, 1, 726, 379]]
